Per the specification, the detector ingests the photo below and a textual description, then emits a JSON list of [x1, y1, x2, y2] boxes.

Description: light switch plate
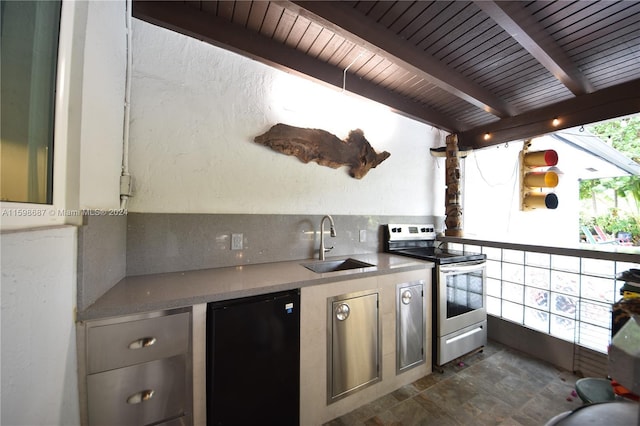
[[231, 233, 243, 250], [359, 229, 366, 242]]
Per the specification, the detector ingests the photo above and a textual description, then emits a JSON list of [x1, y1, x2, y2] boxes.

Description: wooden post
[[444, 134, 463, 237]]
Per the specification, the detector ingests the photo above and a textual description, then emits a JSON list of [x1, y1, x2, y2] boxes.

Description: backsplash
[[125, 213, 436, 276], [77, 215, 127, 311]]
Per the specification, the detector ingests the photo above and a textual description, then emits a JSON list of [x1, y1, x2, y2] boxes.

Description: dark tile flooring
[[325, 340, 584, 426]]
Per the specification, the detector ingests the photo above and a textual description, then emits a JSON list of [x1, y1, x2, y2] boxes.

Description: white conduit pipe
[[120, 0, 133, 210], [342, 52, 363, 92]]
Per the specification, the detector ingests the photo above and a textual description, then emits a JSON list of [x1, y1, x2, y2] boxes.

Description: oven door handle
[[439, 261, 485, 274]]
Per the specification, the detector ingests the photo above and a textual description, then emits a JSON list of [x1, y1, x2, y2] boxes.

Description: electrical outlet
[[231, 233, 243, 250], [359, 229, 366, 242]]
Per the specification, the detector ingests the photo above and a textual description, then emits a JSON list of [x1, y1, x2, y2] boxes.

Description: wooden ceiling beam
[[132, 1, 458, 131], [475, 1, 593, 96], [284, 0, 517, 118], [458, 78, 640, 149]]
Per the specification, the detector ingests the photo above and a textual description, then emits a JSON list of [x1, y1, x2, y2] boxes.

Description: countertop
[[77, 253, 433, 321]]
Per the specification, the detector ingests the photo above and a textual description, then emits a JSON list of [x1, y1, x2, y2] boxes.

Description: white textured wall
[[129, 19, 445, 216], [0, 226, 79, 425], [464, 137, 581, 245]]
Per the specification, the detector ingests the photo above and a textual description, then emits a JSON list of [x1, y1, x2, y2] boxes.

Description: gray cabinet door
[[397, 282, 425, 372], [329, 291, 379, 402]]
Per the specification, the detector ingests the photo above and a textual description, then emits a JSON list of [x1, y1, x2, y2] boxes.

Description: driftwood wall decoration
[[254, 123, 390, 179]]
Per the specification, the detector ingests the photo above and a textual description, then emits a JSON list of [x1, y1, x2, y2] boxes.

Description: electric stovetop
[[391, 247, 485, 264], [384, 224, 486, 264]]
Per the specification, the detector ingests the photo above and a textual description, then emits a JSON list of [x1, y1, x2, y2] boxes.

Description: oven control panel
[[386, 224, 436, 241]]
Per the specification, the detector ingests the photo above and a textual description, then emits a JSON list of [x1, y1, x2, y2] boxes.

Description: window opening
[[1, 1, 62, 204]]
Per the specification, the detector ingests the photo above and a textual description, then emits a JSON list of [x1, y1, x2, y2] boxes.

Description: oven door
[[437, 260, 486, 337]]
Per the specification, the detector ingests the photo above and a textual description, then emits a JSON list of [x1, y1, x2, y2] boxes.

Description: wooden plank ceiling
[[133, 1, 640, 149]]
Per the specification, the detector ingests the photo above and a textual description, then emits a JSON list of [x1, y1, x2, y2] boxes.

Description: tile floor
[[324, 340, 585, 426]]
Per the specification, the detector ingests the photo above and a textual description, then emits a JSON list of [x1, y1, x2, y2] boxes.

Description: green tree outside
[[580, 116, 640, 245]]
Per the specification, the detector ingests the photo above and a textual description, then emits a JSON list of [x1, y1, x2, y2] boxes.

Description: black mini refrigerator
[[206, 289, 300, 425]]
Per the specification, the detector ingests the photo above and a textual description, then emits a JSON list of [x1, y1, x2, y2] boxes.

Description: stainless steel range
[[385, 224, 487, 367]]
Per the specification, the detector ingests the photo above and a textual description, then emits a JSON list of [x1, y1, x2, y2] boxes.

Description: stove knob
[[398, 227, 402, 233]]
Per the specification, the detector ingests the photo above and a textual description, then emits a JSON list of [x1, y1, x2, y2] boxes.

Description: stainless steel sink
[[301, 258, 375, 274]]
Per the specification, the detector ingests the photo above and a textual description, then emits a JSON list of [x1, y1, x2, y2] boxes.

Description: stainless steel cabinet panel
[[80, 308, 193, 426], [328, 290, 380, 402], [87, 355, 187, 426], [87, 311, 190, 373], [397, 281, 425, 372]]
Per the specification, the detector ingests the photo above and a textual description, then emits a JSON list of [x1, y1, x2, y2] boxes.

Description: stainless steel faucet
[[319, 215, 337, 260]]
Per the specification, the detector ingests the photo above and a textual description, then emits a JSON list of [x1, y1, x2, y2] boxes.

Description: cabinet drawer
[[87, 355, 187, 426], [88, 311, 190, 373]]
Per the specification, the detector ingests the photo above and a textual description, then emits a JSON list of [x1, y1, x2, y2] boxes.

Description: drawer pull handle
[[128, 337, 157, 349], [127, 389, 155, 404]]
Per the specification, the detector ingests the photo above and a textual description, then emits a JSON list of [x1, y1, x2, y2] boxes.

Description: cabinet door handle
[[128, 337, 157, 349], [335, 303, 350, 321], [126, 389, 155, 404], [402, 290, 413, 305]]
